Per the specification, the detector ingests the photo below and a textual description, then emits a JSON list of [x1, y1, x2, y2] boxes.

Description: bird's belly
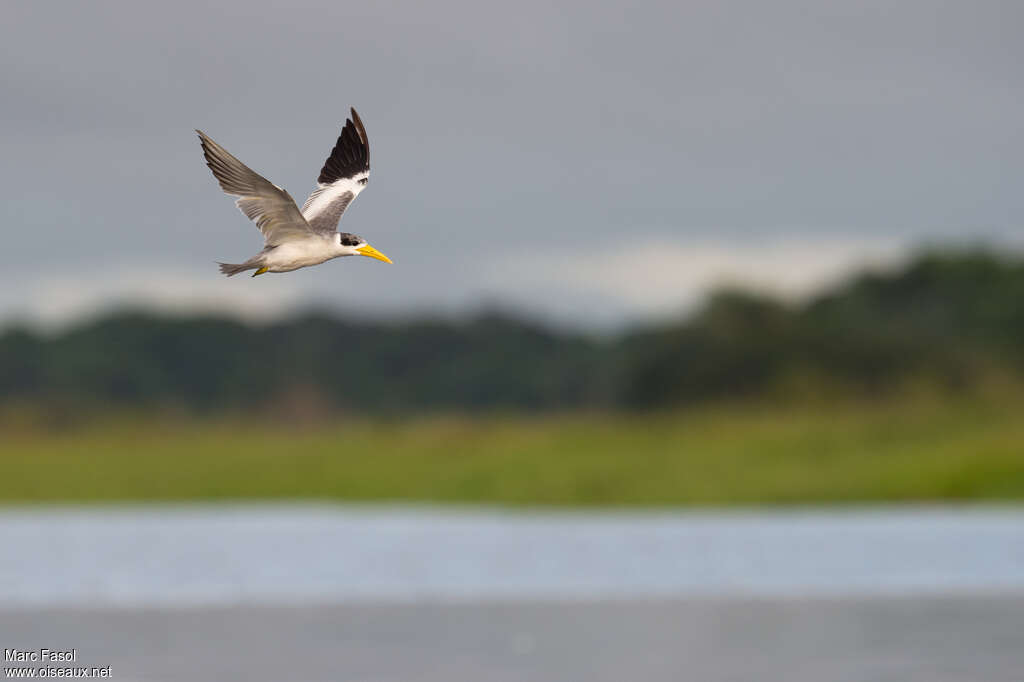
[[264, 240, 334, 272]]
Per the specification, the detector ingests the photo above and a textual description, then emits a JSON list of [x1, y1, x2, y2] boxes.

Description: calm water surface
[[1, 505, 1022, 606]]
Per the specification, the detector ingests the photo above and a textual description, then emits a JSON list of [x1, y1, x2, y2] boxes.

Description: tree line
[[2, 249, 1022, 413]]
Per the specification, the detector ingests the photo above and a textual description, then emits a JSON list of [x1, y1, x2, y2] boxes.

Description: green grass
[[3, 394, 1024, 506]]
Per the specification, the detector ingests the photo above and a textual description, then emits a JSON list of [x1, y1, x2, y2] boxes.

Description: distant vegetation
[[3, 394, 1023, 505], [4, 247, 1024, 506], [2, 248, 1024, 413]]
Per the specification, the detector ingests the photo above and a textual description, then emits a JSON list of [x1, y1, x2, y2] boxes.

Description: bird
[[196, 108, 391, 277]]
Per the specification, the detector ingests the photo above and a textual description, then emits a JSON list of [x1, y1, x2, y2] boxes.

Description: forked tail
[[218, 261, 257, 277]]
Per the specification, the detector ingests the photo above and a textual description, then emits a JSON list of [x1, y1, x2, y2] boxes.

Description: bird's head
[[338, 232, 392, 264]]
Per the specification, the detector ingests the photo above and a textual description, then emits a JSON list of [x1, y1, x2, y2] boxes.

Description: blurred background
[[2, 1, 1023, 680]]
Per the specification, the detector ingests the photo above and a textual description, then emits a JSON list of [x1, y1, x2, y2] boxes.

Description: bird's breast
[[264, 238, 336, 272]]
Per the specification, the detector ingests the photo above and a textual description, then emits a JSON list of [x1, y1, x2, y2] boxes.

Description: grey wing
[[301, 108, 371, 236], [196, 130, 312, 246]]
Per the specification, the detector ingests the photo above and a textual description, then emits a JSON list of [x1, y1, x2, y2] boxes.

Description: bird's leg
[[252, 267, 269, 277]]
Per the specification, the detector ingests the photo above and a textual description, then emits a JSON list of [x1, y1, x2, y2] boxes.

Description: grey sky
[[2, 0, 1021, 328]]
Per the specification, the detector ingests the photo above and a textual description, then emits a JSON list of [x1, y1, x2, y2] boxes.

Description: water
[[3, 506, 1023, 681], [1, 505, 1022, 606]]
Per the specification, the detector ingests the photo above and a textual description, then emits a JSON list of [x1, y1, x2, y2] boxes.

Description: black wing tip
[[316, 107, 370, 185], [349, 107, 364, 134]]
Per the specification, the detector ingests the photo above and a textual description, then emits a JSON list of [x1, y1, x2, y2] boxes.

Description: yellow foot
[[252, 267, 269, 277]]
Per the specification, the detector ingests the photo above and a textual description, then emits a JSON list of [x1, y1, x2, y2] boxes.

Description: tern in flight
[[196, 108, 391, 276]]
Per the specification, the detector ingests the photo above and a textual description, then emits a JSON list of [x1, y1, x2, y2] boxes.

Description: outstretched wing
[[196, 130, 312, 246], [301, 108, 371, 236]]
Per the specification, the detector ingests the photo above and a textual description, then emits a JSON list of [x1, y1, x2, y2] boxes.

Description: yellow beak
[[356, 243, 393, 264]]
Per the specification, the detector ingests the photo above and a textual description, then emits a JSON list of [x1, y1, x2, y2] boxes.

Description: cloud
[[484, 235, 912, 325], [0, 265, 308, 331]]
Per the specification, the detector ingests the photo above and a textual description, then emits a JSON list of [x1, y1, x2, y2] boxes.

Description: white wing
[[301, 108, 371, 236], [196, 130, 312, 246]]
